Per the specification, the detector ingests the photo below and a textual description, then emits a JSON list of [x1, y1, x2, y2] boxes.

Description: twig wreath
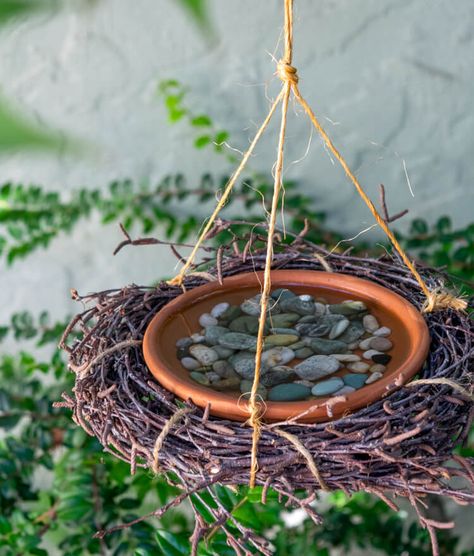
[[57, 1, 473, 554]]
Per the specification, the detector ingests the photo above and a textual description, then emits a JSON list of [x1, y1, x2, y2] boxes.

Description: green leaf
[[174, 0, 212, 35], [191, 115, 212, 127], [194, 135, 211, 149], [155, 530, 191, 556]]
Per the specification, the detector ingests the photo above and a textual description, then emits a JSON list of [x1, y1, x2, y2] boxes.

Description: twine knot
[[277, 60, 299, 84]]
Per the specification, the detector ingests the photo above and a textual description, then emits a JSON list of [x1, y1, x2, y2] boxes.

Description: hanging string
[[167, 0, 468, 487]]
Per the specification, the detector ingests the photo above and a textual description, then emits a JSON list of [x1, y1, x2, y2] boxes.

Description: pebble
[[261, 366, 295, 387], [372, 353, 392, 365], [240, 380, 267, 400], [230, 315, 266, 335], [270, 313, 300, 328], [212, 377, 240, 390], [190, 333, 205, 343], [332, 354, 361, 362], [270, 327, 300, 336], [347, 362, 370, 373], [211, 302, 230, 319], [368, 337, 393, 352], [271, 288, 296, 301], [314, 302, 327, 316], [265, 334, 299, 346], [363, 314, 379, 333], [190, 372, 210, 385], [370, 364, 387, 374], [288, 341, 306, 350], [189, 345, 219, 366], [295, 322, 331, 337], [205, 325, 229, 345], [176, 337, 193, 349], [310, 338, 349, 355], [329, 301, 366, 315], [338, 322, 365, 343], [212, 360, 237, 378], [333, 386, 356, 396], [199, 313, 218, 327], [219, 305, 242, 322], [240, 295, 262, 316], [229, 352, 257, 379], [280, 297, 315, 316], [343, 374, 368, 389], [268, 383, 311, 402], [262, 347, 295, 367], [181, 357, 201, 370], [294, 380, 314, 388], [329, 318, 350, 339], [366, 372, 383, 384], [294, 347, 314, 359], [206, 371, 222, 383], [373, 326, 391, 337], [312, 378, 344, 396], [299, 294, 313, 302], [362, 349, 383, 361], [213, 345, 235, 359], [218, 332, 258, 351], [294, 355, 340, 380], [358, 337, 374, 351]]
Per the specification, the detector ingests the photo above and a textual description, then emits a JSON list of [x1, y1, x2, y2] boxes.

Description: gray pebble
[[363, 314, 379, 333], [333, 386, 356, 396], [358, 337, 374, 351], [310, 338, 349, 355], [189, 344, 219, 366], [199, 313, 218, 327], [213, 345, 235, 359], [206, 371, 222, 383], [271, 288, 296, 301], [373, 326, 391, 337], [368, 337, 393, 352], [265, 334, 299, 346], [270, 313, 301, 328], [294, 355, 340, 380], [181, 357, 200, 370], [366, 371, 383, 384], [240, 380, 267, 400], [229, 352, 257, 379], [337, 321, 365, 343], [362, 349, 383, 361], [176, 337, 193, 349], [204, 325, 229, 345], [190, 333, 205, 343], [262, 347, 295, 367], [212, 360, 237, 378], [329, 318, 350, 339], [240, 295, 264, 316], [369, 364, 387, 373], [332, 354, 361, 362], [280, 297, 315, 316], [218, 332, 258, 351], [261, 366, 295, 387], [229, 315, 266, 335]]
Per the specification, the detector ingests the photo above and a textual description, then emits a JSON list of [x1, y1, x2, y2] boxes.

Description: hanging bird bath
[[143, 270, 430, 422]]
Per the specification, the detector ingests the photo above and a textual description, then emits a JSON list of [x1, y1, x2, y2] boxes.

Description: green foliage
[[173, 0, 213, 37]]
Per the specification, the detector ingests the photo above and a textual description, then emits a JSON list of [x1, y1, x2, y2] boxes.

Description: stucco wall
[[1, 0, 473, 336]]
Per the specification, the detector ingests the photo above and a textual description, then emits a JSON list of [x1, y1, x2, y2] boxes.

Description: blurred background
[[0, 1, 472, 554]]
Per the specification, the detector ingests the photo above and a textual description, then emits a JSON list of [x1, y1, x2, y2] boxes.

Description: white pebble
[[314, 302, 327, 316], [333, 386, 355, 396], [211, 302, 230, 319], [347, 362, 370, 373], [181, 357, 200, 370], [363, 314, 379, 333], [191, 333, 205, 343], [358, 337, 374, 351], [206, 371, 222, 383], [347, 342, 359, 350], [332, 354, 361, 362], [373, 327, 391, 337], [370, 364, 387, 373], [299, 294, 313, 302], [199, 313, 218, 327], [366, 371, 383, 384], [362, 349, 383, 360]]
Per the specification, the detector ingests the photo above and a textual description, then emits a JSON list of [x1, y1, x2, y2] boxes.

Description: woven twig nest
[[59, 234, 474, 553]]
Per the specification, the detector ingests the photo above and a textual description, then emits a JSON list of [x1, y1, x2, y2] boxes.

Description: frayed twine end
[[422, 289, 468, 313]]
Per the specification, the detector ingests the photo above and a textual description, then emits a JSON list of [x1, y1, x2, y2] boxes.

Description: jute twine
[[167, 0, 468, 487]]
